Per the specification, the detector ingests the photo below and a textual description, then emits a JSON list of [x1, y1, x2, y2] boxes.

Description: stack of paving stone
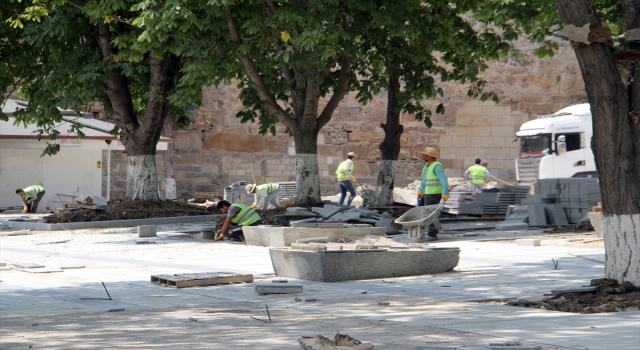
[[309, 203, 395, 232], [458, 185, 531, 216], [223, 181, 253, 205], [529, 178, 601, 224]]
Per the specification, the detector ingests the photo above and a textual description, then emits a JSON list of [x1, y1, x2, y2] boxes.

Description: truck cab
[[515, 104, 597, 183]]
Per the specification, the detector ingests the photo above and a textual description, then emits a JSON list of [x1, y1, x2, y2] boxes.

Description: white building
[[1, 99, 171, 211]]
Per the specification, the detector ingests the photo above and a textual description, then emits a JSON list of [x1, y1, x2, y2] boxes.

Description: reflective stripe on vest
[[256, 183, 277, 193], [230, 203, 261, 226], [22, 185, 44, 199], [469, 165, 487, 184], [336, 160, 353, 180], [424, 161, 443, 195]]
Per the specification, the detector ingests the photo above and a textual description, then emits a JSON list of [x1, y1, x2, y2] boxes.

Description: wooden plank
[[152, 273, 253, 288]]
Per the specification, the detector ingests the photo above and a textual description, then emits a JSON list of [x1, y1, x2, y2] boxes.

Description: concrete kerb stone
[[515, 239, 541, 247], [4, 215, 222, 231], [138, 225, 158, 238]]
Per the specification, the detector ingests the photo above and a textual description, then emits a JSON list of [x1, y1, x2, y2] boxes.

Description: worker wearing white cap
[[335, 152, 358, 206], [417, 147, 449, 241], [246, 183, 282, 210]]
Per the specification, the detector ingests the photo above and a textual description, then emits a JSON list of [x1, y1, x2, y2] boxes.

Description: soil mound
[[43, 201, 213, 223]]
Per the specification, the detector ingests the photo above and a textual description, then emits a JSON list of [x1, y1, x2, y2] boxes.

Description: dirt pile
[[520, 278, 640, 314], [551, 220, 594, 233], [44, 201, 213, 223]]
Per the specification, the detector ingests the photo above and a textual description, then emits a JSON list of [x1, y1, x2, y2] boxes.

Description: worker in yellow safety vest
[[216, 200, 262, 242], [335, 152, 358, 206], [417, 147, 449, 241], [246, 183, 282, 210], [464, 158, 490, 194], [15, 185, 46, 213]]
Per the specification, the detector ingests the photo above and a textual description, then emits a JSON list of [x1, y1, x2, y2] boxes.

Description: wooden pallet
[[151, 272, 253, 288]]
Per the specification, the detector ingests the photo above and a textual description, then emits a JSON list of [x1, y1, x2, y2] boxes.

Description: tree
[[2, 0, 212, 201], [477, 0, 639, 285], [198, 0, 373, 206], [353, 2, 506, 206]]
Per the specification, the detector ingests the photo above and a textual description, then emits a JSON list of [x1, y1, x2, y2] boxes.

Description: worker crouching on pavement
[[336, 152, 358, 206], [246, 183, 282, 210], [16, 185, 46, 213], [417, 147, 449, 241], [215, 200, 262, 242], [464, 158, 490, 194]]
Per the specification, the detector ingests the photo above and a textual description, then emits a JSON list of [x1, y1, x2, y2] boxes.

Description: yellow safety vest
[[256, 183, 277, 193], [230, 204, 261, 226], [422, 161, 443, 195], [469, 165, 487, 185], [335, 160, 353, 180], [22, 185, 44, 200]]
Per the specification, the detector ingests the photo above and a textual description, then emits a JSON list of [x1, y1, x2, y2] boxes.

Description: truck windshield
[[519, 134, 551, 158]]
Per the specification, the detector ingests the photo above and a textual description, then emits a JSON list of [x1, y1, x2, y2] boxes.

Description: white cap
[[347, 152, 357, 157], [245, 184, 256, 193]]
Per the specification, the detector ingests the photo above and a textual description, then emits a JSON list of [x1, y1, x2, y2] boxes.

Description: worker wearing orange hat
[[417, 147, 449, 241]]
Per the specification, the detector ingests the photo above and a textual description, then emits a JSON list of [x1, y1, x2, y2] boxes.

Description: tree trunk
[[293, 129, 321, 206], [557, 0, 640, 285], [375, 73, 403, 206], [162, 117, 176, 199]]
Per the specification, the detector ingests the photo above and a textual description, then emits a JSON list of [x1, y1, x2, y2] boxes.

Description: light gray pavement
[[0, 220, 638, 349]]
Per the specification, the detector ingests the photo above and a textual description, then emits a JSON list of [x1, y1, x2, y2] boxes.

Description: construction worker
[[336, 152, 358, 206], [215, 200, 262, 242], [246, 183, 281, 210], [465, 158, 490, 194], [15, 185, 46, 213], [417, 147, 449, 241]]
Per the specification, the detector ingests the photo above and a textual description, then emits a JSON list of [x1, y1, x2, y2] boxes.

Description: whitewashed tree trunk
[[374, 160, 397, 206], [126, 155, 160, 202], [558, 0, 640, 285], [295, 154, 320, 206], [604, 214, 640, 285]]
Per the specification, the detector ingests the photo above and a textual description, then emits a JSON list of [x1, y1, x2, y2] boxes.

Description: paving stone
[[545, 204, 569, 225], [138, 225, 157, 238], [515, 239, 540, 247], [255, 283, 303, 294], [527, 204, 548, 226], [60, 266, 85, 269], [15, 263, 44, 268], [496, 223, 529, 231], [487, 346, 541, 350]]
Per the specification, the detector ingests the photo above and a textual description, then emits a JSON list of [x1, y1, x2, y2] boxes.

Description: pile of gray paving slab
[[496, 178, 601, 230], [456, 185, 530, 215], [286, 203, 396, 232]]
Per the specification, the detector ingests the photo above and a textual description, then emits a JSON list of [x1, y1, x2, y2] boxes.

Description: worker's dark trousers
[[228, 220, 262, 242], [338, 180, 356, 206], [418, 193, 441, 237], [27, 191, 46, 213]]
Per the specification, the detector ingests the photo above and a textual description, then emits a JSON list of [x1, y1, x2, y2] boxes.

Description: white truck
[[515, 103, 597, 183]]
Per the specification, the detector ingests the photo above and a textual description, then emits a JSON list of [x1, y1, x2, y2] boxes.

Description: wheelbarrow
[[394, 202, 445, 242]]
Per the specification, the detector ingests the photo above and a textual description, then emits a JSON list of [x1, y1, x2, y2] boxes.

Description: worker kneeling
[[246, 183, 281, 210], [216, 200, 262, 242]]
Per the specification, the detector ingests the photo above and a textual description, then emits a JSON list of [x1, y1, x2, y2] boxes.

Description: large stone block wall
[[103, 39, 588, 200]]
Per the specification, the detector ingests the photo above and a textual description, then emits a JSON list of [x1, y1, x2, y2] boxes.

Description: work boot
[[423, 235, 438, 242]]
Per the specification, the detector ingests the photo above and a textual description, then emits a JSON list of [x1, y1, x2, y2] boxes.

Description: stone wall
[[105, 39, 588, 200]]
